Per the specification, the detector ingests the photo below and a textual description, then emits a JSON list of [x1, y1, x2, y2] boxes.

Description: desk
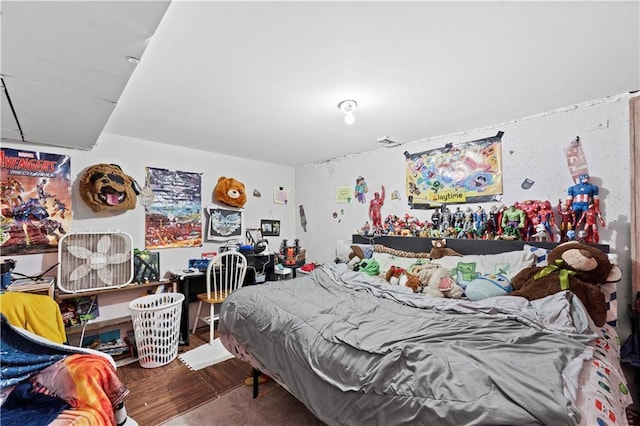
[[176, 253, 275, 345]]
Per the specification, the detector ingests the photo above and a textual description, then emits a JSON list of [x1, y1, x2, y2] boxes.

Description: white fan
[[58, 232, 134, 293]]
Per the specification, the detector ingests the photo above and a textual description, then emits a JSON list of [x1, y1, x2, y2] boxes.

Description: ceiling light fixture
[[338, 99, 357, 125]]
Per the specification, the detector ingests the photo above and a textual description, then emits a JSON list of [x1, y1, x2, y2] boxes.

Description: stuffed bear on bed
[[510, 241, 622, 326]]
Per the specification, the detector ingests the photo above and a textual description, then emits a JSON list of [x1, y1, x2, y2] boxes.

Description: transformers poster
[[144, 167, 202, 249], [405, 132, 504, 209], [1, 148, 72, 255]]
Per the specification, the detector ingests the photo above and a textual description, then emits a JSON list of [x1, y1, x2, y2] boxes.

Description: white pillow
[[336, 240, 353, 263], [522, 244, 550, 267], [430, 250, 535, 279]]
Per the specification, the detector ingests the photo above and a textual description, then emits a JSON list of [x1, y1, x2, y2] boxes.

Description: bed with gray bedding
[[219, 262, 630, 425]]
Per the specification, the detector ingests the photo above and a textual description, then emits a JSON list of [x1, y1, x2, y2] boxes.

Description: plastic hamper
[[128, 292, 185, 368]]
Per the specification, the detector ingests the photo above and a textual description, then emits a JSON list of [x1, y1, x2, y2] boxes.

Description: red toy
[[368, 185, 385, 232], [576, 203, 605, 244], [557, 199, 575, 242]]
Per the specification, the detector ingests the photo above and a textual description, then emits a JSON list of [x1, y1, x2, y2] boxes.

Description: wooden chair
[[192, 251, 248, 343]]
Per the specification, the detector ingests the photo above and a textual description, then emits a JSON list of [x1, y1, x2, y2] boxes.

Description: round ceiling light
[[338, 100, 357, 125]]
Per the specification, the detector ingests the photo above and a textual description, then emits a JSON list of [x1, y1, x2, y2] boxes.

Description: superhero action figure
[[576, 203, 605, 244], [368, 185, 385, 232], [537, 200, 557, 241], [567, 174, 600, 225], [500, 205, 525, 240], [557, 199, 575, 242]]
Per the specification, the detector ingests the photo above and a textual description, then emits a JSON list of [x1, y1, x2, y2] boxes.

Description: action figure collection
[[359, 173, 604, 244]]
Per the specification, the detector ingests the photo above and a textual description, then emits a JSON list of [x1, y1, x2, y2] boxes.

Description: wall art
[[0, 148, 72, 255], [144, 167, 202, 249], [404, 131, 504, 209]]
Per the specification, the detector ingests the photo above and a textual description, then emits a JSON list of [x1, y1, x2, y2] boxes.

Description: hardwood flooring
[[117, 330, 252, 425]]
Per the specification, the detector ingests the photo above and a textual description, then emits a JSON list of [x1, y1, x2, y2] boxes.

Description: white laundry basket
[[129, 293, 185, 368]]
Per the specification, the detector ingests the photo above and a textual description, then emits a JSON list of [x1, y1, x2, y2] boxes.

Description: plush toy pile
[[510, 241, 622, 326], [412, 262, 464, 298]]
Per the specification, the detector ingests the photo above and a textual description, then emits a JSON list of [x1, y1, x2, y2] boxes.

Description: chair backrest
[[206, 251, 248, 299]]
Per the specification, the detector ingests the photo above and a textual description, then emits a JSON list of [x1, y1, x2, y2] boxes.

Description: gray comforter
[[219, 263, 597, 426]]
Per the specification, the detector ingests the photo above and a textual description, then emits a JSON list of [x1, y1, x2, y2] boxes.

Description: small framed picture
[[261, 219, 280, 236]]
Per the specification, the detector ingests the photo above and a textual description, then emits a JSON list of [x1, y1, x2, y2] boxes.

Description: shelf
[[65, 315, 133, 335], [56, 281, 175, 300]]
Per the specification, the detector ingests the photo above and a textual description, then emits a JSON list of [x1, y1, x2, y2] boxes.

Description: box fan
[[57, 231, 134, 293]]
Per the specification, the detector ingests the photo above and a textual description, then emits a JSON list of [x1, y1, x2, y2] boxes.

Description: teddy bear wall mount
[[213, 176, 247, 209]]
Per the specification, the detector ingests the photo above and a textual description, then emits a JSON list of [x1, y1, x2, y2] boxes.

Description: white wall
[[2, 132, 296, 331], [3, 132, 297, 276], [295, 93, 634, 337]]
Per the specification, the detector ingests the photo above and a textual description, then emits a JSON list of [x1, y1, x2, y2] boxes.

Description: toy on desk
[[277, 238, 306, 267]]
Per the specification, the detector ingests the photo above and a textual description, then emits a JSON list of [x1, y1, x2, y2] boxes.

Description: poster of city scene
[[144, 167, 202, 249]]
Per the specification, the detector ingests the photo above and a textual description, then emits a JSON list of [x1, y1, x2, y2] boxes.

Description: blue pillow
[[465, 273, 513, 301]]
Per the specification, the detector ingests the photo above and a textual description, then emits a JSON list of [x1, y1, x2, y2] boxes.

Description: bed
[[219, 237, 632, 426]]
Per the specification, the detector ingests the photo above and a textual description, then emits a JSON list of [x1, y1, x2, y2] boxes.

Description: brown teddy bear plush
[[214, 176, 246, 208], [79, 163, 140, 212], [428, 239, 463, 259], [510, 241, 622, 327]]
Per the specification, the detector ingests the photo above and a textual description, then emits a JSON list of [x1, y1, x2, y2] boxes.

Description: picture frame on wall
[[206, 206, 243, 241], [261, 219, 280, 236], [133, 250, 161, 283]]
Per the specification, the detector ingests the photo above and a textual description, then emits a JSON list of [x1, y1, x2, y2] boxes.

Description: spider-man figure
[[567, 174, 600, 224], [537, 200, 556, 241]]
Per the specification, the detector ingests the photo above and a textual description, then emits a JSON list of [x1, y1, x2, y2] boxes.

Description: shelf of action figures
[[352, 234, 610, 256]]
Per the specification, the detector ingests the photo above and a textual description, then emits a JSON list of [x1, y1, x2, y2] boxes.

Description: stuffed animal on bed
[[214, 176, 246, 208], [510, 241, 622, 327], [385, 266, 422, 292], [465, 273, 513, 301], [413, 262, 463, 298], [428, 239, 463, 259]]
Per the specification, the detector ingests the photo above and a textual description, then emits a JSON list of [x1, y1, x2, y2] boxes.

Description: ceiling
[[2, 1, 639, 168]]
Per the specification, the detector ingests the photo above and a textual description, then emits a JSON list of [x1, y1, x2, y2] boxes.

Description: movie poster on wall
[[0, 148, 72, 255], [404, 132, 504, 209], [144, 167, 202, 249]]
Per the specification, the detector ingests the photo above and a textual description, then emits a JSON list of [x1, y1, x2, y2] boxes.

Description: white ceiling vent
[[377, 137, 401, 148]]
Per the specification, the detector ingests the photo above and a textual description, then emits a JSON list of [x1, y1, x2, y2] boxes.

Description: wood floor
[[117, 330, 252, 426]]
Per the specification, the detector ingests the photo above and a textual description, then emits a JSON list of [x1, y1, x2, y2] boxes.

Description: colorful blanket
[[1, 315, 129, 425]]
